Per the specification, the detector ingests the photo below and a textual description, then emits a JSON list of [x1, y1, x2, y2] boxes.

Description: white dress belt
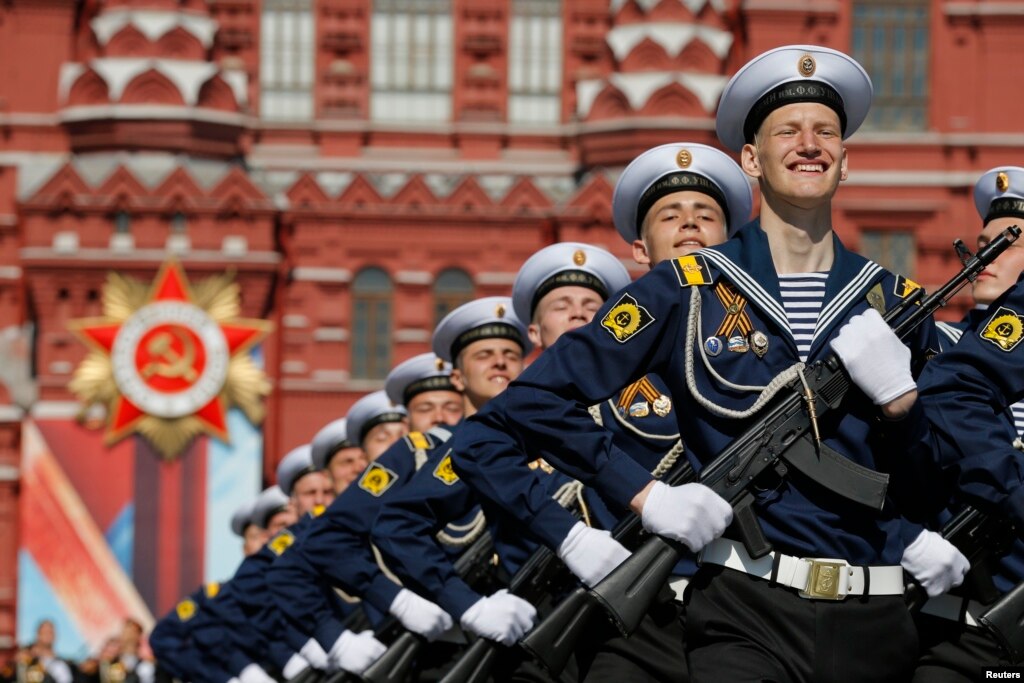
[[920, 593, 986, 627], [700, 538, 905, 600]]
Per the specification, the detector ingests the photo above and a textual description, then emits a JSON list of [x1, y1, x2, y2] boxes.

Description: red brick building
[[1, 0, 1023, 653]]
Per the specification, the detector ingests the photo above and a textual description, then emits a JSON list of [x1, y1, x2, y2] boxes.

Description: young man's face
[[528, 285, 604, 350], [242, 524, 266, 556], [291, 470, 334, 516], [266, 505, 298, 536], [326, 446, 369, 493], [742, 102, 848, 209], [406, 389, 464, 433], [361, 421, 408, 461], [451, 338, 524, 408], [633, 190, 728, 266], [974, 215, 1024, 305]]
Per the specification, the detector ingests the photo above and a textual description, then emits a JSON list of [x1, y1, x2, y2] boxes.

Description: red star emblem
[[69, 262, 272, 457]]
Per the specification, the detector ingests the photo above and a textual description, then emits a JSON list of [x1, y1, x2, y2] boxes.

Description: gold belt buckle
[[798, 559, 847, 600]]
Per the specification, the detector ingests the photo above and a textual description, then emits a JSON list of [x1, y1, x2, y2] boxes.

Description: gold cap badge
[[573, 249, 586, 266], [435, 357, 445, 371], [495, 303, 506, 318], [798, 54, 816, 77], [997, 172, 1010, 193], [676, 148, 692, 169]]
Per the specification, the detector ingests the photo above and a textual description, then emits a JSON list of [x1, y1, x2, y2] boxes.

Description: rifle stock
[[906, 505, 1016, 611], [361, 530, 495, 683], [360, 631, 423, 683], [288, 667, 325, 683], [980, 579, 1024, 663], [587, 226, 1022, 635], [438, 638, 499, 683]]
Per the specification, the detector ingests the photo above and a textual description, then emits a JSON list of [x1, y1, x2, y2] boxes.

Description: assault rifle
[[905, 505, 1017, 611], [585, 226, 1021, 638], [359, 528, 496, 683], [288, 666, 326, 683], [519, 226, 1021, 673], [516, 462, 694, 677], [981, 578, 1024, 663], [439, 541, 569, 683]]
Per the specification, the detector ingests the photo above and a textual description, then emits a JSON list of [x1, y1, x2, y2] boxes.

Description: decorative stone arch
[[619, 37, 674, 72], [156, 26, 206, 61], [119, 69, 185, 106], [676, 38, 721, 73], [587, 85, 633, 120], [196, 75, 239, 112], [105, 25, 152, 58], [67, 69, 111, 106], [642, 81, 705, 118]]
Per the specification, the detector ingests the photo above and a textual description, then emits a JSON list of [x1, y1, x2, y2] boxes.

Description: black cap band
[[259, 505, 288, 528], [986, 197, 1024, 224], [323, 437, 356, 467], [636, 172, 730, 238], [530, 270, 609, 318], [743, 80, 847, 144], [402, 375, 458, 405], [359, 411, 407, 443], [450, 322, 525, 362]]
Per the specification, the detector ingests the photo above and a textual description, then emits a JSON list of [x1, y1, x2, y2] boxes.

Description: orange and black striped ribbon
[[617, 375, 664, 414], [713, 282, 753, 338]]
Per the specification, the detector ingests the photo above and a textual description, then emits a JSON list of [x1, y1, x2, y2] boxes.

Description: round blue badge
[[704, 336, 723, 356]]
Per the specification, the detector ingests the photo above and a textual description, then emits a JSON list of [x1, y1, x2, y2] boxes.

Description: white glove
[[388, 588, 454, 641], [329, 629, 387, 675], [901, 529, 970, 598], [830, 308, 916, 405], [281, 653, 310, 680], [299, 637, 329, 670], [556, 521, 631, 587], [459, 589, 537, 646], [641, 481, 733, 553], [238, 664, 275, 683]]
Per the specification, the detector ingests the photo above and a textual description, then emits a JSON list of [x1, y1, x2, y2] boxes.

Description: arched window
[[433, 268, 474, 325], [352, 267, 393, 379]]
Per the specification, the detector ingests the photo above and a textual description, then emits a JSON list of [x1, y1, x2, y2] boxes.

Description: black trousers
[[573, 588, 688, 683], [685, 565, 918, 683], [913, 613, 1010, 683]]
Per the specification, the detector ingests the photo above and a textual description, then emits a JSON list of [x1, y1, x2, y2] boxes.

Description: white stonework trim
[[20, 247, 280, 263], [610, 0, 725, 13], [282, 360, 308, 374], [59, 63, 86, 103], [313, 327, 349, 342], [475, 272, 517, 285], [222, 236, 249, 257], [110, 233, 135, 252], [49, 361, 73, 375], [89, 58, 219, 106], [282, 314, 309, 329], [91, 9, 218, 48], [605, 23, 733, 62], [842, 170, 984, 187], [0, 266, 22, 279], [741, 0, 840, 10], [394, 329, 431, 343], [312, 369, 350, 382], [394, 271, 433, 285], [577, 72, 728, 117], [0, 464, 19, 481], [60, 104, 247, 127], [0, 405, 24, 422], [292, 267, 352, 283], [945, 2, 1024, 15], [30, 401, 83, 419]]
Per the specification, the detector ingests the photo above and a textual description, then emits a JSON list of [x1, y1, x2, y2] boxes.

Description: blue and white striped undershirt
[[779, 272, 828, 362], [1013, 403, 1024, 438]]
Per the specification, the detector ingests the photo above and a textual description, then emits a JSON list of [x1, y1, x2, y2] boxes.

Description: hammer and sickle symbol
[[142, 328, 199, 382]]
